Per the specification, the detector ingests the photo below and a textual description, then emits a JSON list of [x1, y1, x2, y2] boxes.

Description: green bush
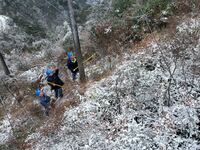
[[143, 0, 171, 14], [146, 0, 171, 11], [112, 0, 171, 16], [25, 24, 46, 38], [112, 0, 136, 14]]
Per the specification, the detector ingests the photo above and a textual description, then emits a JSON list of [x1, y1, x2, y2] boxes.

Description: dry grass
[[27, 103, 44, 119], [39, 98, 79, 136], [91, 70, 114, 82], [131, 33, 160, 52], [93, 21, 135, 55], [173, 0, 193, 15], [6, 121, 41, 150], [129, 13, 184, 54]]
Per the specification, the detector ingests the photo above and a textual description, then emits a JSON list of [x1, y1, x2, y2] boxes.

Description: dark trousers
[[40, 102, 50, 116], [40, 95, 51, 116], [54, 88, 63, 98], [72, 72, 77, 80]]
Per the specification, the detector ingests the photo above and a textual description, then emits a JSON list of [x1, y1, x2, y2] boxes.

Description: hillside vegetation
[[0, 0, 200, 149]]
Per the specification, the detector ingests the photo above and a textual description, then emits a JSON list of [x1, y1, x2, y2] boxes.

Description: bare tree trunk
[[67, 0, 86, 83], [0, 52, 10, 75]]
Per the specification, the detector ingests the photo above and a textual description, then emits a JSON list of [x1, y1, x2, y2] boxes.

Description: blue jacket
[[39, 95, 50, 107]]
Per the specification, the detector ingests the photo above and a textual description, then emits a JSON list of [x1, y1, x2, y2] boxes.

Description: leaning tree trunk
[[67, 0, 86, 83], [0, 52, 10, 75]]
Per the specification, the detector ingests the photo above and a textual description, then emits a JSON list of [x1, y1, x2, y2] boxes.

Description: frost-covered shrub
[[17, 16, 200, 149]]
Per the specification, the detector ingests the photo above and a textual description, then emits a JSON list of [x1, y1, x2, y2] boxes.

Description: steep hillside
[[24, 16, 200, 149], [1, 0, 200, 150]]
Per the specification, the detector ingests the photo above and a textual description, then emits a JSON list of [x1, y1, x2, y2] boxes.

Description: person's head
[[46, 68, 54, 76], [48, 62, 57, 69], [71, 56, 76, 63]]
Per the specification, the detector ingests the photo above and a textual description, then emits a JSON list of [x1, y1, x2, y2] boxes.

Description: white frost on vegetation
[[0, 15, 11, 32], [19, 66, 46, 82], [0, 118, 12, 144], [24, 17, 200, 150], [177, 18, 200, 33]]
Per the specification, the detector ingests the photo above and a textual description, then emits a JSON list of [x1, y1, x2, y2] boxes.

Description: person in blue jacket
[[36, 89, 51, 116], [66, 52, 79, 81]]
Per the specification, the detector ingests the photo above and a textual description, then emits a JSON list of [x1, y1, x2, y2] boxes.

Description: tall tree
[[67, 0, 86, 83], [0, 52, 10, 75]]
